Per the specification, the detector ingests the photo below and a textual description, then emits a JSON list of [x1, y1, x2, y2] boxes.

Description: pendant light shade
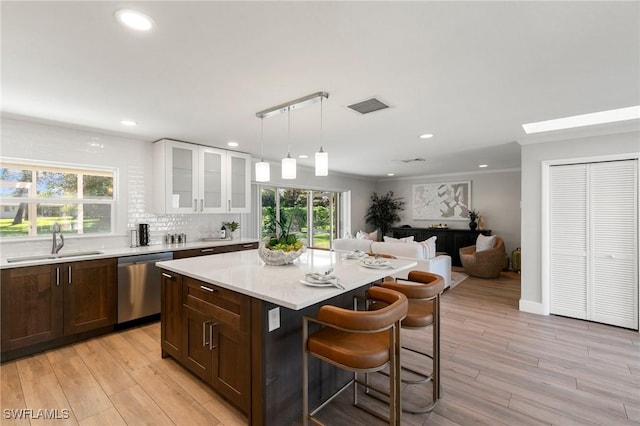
[[255, 160, 270, 182], [282, 154, 296, 179], [281, 107, 296, 179], [314, 96, 329, 176], [315, 146, 328, 176], [255, 117, 270, 182]]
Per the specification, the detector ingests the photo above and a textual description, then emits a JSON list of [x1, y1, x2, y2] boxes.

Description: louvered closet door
[[550, 160, 638, 330], [590, 160, 638, 329], [550, 164, 588, 320]]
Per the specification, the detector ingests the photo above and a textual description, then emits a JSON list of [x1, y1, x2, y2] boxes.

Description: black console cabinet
[[390, 227, 492, 267]]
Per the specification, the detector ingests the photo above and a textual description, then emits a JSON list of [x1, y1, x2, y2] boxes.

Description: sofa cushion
[[419, 236, 437, 259], [476, 234, 496, 252], [371, 241, 425, 259], [383, 235, 415, 243], [356, 230, 378, 241]]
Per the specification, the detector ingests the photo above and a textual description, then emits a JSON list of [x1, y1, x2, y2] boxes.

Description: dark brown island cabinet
[[160, 265, 368, 425], [1, 258, 117, 359], [161, 273, 251, 413]]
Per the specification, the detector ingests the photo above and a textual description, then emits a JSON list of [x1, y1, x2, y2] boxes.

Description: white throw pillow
[[383, 235, 415, 243], [419, 236, 437, 259], [356, 230, 378, 241], [343, 231, 354, 239], [476, 234, 496, 252]]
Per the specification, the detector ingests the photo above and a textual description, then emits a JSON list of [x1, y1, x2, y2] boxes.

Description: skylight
[[522, 106, 640, 134]]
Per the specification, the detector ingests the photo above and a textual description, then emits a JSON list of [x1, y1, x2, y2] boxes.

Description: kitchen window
[[259, 186, 342, 249], [0, 160, 115, 238]]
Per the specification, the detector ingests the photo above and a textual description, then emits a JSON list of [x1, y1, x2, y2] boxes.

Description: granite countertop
[[0, 238, 260, 269], [157, 249, 417, 310]]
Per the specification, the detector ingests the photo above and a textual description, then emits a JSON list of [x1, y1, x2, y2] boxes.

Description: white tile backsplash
[[0, 117, 247, 256]]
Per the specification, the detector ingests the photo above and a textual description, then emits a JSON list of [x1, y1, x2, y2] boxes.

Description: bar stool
[[377, 271, 445, 413], [302, 286, 408, 425]]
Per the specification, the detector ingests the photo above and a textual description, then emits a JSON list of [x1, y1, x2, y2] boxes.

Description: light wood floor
[[2, 271, 639, 425]]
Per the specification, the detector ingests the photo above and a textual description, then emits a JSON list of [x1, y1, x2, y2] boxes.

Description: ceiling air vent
[[347, 98, 389, 114]]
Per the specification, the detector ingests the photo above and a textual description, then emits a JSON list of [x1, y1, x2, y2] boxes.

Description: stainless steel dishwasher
[[117, 252, 173, 323]]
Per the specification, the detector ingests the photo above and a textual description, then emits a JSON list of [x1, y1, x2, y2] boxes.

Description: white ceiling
[[2, 1, 638, 178]]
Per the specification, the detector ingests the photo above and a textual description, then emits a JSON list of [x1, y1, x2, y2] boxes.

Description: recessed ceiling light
[[227, 141, 239, 147], [120, 119, 137, 126], [479, 164, 488, 168], [298, 154, 308, 159], [115, 9, 154, 31], [522, 105, 640, 134], [419, 133, 434, 139], [387, 173, 395, 176]]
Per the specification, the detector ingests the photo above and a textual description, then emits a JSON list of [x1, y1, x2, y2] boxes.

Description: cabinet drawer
[[173, 242, 258, 259], [183, 277, 250, 332]]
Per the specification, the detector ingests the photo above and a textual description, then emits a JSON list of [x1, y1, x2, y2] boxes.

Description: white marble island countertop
[[156, 248, 417, 310]]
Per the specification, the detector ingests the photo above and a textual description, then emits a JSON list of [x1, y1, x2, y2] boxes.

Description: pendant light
[[255, 117, 270, 182], [256, 92, 329, 180], [281, 107, 296, 179], [315, 96, 328, 176]]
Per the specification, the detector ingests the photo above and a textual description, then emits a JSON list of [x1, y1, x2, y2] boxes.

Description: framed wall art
[[412, 181, 471, 220]]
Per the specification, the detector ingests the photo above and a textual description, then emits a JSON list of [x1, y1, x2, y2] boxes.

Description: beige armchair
[[459, 236, 505, 278]]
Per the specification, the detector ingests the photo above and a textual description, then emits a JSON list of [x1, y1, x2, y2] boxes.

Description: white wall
[[0, 117, 376, 255], [519, 130, 640, 313], [375, 170, 522, 255]]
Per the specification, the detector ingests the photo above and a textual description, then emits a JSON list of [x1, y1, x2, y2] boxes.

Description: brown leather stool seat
[[303, 286, 408, 425], [374, 270, 445, 414]]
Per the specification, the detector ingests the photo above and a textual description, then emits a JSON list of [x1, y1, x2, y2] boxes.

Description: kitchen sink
[[56, 250, 104, 258], [6, 251, 104, 263]]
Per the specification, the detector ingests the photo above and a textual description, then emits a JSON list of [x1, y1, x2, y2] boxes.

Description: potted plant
[[259, 212, 305, 265], [224, 221, 240, 239], [365, 191, 405, 240]]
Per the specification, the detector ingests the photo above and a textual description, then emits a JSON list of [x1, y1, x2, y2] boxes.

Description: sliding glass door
[[259, 186, 341, 249]]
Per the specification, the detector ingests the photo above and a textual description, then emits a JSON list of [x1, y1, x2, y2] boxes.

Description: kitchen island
[[157, 248, 417, 425]]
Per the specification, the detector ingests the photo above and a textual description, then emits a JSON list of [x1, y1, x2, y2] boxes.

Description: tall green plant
[[365, 191, 405, 239]]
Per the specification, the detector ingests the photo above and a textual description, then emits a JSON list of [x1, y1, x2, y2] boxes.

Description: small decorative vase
[[469, 220, 477, 230]]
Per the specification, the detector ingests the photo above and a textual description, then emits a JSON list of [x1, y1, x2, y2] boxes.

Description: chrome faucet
[[51, 223, 64, 254]]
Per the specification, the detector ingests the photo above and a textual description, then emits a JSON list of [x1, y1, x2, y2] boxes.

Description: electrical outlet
[[268, 307, 280, 332]]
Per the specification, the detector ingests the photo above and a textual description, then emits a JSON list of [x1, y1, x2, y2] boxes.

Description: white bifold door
[[550, 159, 638, 329]]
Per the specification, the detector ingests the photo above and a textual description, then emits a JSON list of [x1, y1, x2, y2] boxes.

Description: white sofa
[[332, 238, 452, 288]]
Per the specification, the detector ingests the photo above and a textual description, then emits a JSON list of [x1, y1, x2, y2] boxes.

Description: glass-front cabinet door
[[199, 147, 225, 213], [165, 140, 198, 214], [227, 152, 251, 213]]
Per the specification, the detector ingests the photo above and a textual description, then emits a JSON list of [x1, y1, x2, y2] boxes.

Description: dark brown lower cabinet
[[161, 274, 251, 414], [1, 265, 64, 351], [63, 258, 116, 334], [161, 270, 183, 360], [1, 259, 117, 356]]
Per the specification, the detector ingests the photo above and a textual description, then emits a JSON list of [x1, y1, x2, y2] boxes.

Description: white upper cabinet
[[153, 139, 250, 214]]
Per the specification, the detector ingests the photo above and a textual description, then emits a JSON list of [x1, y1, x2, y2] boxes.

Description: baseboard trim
[[519, 299, 546, 315]]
